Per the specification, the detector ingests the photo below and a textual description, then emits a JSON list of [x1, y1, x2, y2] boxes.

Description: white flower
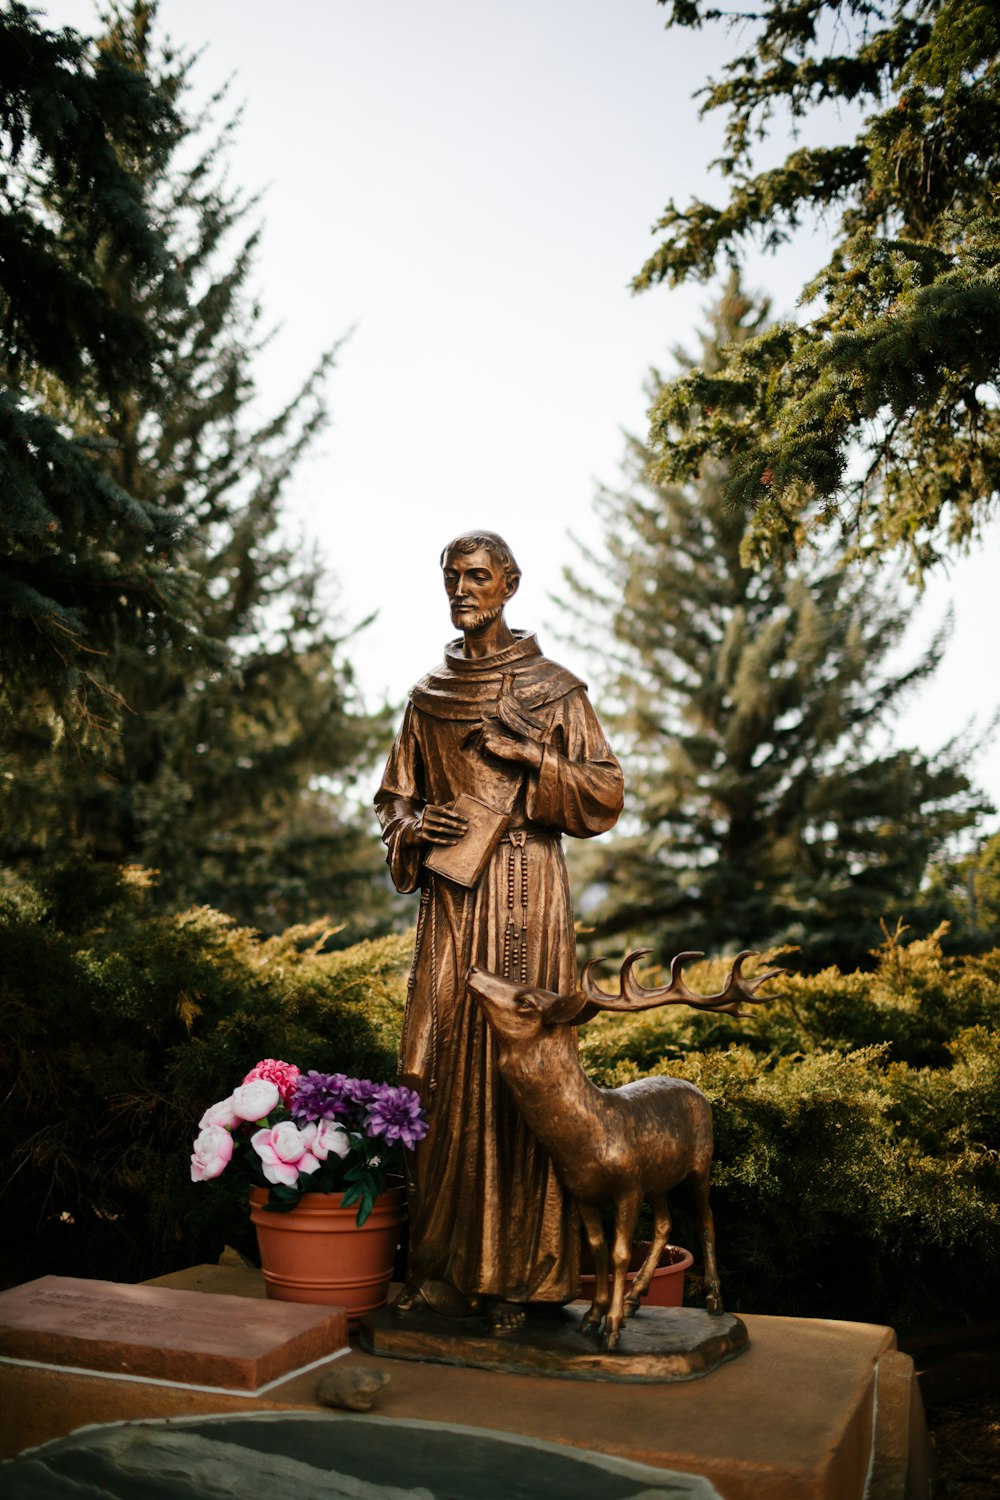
[[190, 1124, 234, 1181], [230, 1079, 280, 1122], [198, 1097, 239, 1131], [311, 1119, 351, 1162], [251, 1122, 320, 1187]]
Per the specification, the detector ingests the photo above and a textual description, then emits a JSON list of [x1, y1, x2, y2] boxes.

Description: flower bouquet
[[191, 1059, 428, 1224]]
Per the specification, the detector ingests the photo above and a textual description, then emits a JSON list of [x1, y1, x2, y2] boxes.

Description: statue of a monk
[[374, 531, 624, 1331]]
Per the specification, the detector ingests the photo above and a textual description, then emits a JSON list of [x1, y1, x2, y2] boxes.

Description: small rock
[[316, 1364, 391, 1412], [218, 1244, 256, 1269]]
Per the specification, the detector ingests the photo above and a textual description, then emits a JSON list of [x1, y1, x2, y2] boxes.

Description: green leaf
[[260, 1181, 304, 1213]]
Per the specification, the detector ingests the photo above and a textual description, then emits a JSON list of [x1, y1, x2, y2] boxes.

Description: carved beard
[[451, 603, 504, 631]]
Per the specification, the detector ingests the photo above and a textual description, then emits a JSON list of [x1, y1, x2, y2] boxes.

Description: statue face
[[442, 546, 514, 632]]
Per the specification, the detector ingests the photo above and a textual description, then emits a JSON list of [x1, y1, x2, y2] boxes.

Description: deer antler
[[577, 949, 784, 1019]]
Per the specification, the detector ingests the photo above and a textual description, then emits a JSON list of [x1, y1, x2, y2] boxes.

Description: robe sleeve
[[525, 687, 624, 837], [374, 701, 426, 894]]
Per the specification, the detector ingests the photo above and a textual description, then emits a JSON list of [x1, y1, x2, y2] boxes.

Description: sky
[[43, 0, 1000, 827]]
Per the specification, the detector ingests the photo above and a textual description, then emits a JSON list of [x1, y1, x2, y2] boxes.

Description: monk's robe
[[375, 631, 623, 1310]]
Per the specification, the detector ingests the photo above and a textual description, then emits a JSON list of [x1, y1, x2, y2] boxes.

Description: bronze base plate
[[359, 1300, 749, 1383]]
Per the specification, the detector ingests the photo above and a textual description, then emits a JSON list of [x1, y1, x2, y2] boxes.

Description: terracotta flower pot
[[578, 1241, 694, 1308], [249, 1186, 406, 1327]]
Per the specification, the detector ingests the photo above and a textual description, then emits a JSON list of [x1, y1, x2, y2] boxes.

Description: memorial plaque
[[0, 1276, 347, 1392]]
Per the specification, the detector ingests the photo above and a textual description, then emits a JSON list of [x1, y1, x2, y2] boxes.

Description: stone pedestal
[[0, 1267, 929, 1499]]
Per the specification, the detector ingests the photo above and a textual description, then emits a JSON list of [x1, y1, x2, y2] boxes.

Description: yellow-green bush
[[0, 865, 409, 1286], [4, 868, 997, 1326], [579, 928, 1000, 1324]]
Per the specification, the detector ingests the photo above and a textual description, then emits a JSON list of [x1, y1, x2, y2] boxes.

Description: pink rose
[[309, 1119, 350, 1162], [231, 1079, 280, 1122], [243, 1058, 301, 1108], [198, 1097, 239, 1131], [190, 1124, 234, 1182], [251, 1122, 321, 1187]]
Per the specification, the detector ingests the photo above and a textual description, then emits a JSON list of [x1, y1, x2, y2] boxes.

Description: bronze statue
[[466, 950, 780, 1346], [375, 531, 624, 1331]]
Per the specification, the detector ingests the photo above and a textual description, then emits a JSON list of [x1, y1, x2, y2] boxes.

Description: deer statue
[[466, 949, 781, 1349]]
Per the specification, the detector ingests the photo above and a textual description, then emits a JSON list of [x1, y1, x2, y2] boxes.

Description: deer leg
[[624, 1191, 671, 1317], [577, 1200, 609, 1335], [603, 1188, 641, 1349], [691, 1166, 723, 1315]]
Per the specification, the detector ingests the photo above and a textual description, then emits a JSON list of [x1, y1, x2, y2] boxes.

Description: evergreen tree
[[969, 829, 1000, 941], [1, 4, 390, 932], [637, 0, 1000, 573], [569, 280, 989, 969], [920, 827, 1000, 948], [0, 0, 191, 720]]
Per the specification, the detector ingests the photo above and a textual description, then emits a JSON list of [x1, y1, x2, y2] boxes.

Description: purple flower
[[365, 1084, 429, 1151], [344, 1077, 378, 1108], [290, 1071, 352, 1124]]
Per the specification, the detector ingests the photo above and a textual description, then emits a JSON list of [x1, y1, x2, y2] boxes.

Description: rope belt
[[503, 831, 531, 982], [408, 826, 559, 1087]]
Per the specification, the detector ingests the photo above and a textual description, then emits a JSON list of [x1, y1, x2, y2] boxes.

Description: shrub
[[5, 867, 997, 1328], [0, 865, 409, 1286], [579, 928, 1000, 1326]]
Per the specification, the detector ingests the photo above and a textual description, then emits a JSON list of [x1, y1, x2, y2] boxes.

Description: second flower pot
[[578, 1241, 693, 1308]]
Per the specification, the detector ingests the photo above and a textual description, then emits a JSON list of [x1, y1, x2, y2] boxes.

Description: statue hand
[[479, 718, 543, 770], [413, 804, 469, 847]]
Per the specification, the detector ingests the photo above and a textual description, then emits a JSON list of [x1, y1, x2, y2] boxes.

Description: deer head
[[466, 966, 554, 1042], [468, 952, 784, 1031]]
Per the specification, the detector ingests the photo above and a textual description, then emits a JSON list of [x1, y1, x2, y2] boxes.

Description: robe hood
[[409, 631, 585, 722]]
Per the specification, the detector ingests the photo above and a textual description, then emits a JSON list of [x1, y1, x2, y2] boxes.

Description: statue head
[[440, 531, 520, 634]]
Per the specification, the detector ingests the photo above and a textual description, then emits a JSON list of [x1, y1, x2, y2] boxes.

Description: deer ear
[[570, 1002, 601, 1026], [539, 993, 589, 1026]]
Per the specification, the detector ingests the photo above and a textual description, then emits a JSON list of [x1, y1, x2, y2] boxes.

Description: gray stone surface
[[0, 1413, 722, 1498]]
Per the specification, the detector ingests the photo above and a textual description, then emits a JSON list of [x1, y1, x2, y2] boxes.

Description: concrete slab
[[144, 1262, 267, 1300], [0, 1266, 929, 1499]]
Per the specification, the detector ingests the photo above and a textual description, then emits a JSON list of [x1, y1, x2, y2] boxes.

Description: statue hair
[[440, 531, 521, 588]]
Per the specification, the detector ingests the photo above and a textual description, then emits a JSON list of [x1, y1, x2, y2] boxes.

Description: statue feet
[[488, 1300, 527, 1335], [391, 1282, 428, 1315], [391, 1277, 480, 1319]]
